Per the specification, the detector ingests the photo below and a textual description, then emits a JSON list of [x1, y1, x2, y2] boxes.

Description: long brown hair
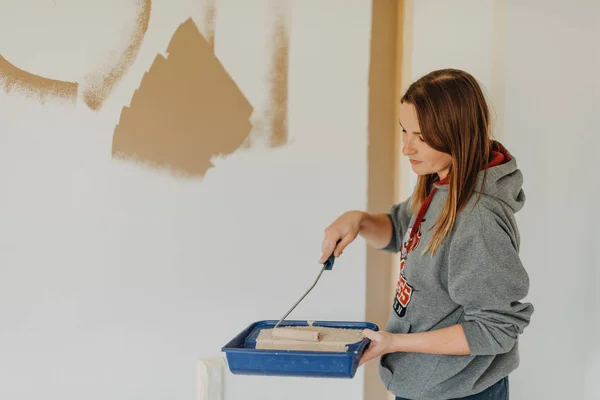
[[402, 69, 492, 255]]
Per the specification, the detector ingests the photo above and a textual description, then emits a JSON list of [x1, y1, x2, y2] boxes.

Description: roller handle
[[323, 239, 342, 271]]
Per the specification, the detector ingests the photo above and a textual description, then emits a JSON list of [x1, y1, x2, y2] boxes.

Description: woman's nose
[[402, 136, 416, 156]]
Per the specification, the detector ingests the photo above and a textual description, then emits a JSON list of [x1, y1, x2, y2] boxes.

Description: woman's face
[[399, 102, 452, 180]]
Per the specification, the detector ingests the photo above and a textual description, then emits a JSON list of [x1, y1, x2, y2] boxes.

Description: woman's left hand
[[359, 329, 397, 366]]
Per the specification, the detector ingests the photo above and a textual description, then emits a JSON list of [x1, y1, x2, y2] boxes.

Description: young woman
[[319, 69, 534, 400]]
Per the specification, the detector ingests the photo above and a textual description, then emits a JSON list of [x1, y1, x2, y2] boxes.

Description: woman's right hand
[[319, 211, 365, 264]]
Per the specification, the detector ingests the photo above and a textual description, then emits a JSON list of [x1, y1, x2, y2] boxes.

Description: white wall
[[407, 0, 499, 190], [409, 1, 599, 399], [0, 1, 372, 399], [503, 2, 599, 399]]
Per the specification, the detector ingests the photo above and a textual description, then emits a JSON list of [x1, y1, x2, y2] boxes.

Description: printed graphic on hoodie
[[393, 219, 424, 318]]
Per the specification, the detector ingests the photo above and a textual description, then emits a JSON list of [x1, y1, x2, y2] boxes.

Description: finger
[[320, 229, 335, 254], [362, 329, 378, 341], [320, 230, 340, 263], [333, 234, 354, 257], [319, 244, 334, 264], [359, 347, 375, 366], [319, 254, 326, 264]]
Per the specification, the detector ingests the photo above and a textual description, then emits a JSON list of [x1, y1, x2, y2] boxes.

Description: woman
[[319, 69, 533, 400]]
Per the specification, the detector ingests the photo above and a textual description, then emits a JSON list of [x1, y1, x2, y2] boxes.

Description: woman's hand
[[359, 329, 397, 366], [319, 211, 365, 264]]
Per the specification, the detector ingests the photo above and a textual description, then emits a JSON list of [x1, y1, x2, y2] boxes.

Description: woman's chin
[[410, 164, 424, 174]]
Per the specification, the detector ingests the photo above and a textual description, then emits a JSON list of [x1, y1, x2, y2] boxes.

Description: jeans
[[395, 376, 509, 400]]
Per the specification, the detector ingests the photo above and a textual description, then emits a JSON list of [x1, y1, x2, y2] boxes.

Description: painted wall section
[[112, 18, 253, 178], [0, 55, 78, 103], [0, 0, 150, 111], [266, 1, 290, 147], [202, 0, 217, 49], [82, 0, 151, 111]]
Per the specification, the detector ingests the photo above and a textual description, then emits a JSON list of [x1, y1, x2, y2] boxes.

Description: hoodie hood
[[475, 141, 526, 213], [435, 141, 526, 213]]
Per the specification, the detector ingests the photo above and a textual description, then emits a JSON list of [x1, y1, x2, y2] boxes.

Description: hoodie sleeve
[[382, 198, 413, 252], [448, 206, 534, 356]]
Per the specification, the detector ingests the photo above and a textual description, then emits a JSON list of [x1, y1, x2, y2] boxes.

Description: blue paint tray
[[221, 320, 378, 378]]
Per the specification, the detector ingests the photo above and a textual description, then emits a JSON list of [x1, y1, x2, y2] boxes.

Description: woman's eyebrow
[[398, 121, 421, 134]]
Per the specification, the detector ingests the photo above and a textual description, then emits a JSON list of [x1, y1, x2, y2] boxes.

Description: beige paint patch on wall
[[203, 0, 217, 50], [82, 0, 151, 111], [0, 55, 78, 103], [112, 18, 253, 178], [0, 0, 150, 110], [265, 1, 289, 147]]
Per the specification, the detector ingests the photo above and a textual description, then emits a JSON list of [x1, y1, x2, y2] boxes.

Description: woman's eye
[[417, 135, 425, 142]]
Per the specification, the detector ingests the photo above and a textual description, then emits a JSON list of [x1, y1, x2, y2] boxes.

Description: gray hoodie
[[379, 143, 534, 399]]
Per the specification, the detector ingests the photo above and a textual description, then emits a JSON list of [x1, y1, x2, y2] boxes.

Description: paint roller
[[272, 327, 320, 342]]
